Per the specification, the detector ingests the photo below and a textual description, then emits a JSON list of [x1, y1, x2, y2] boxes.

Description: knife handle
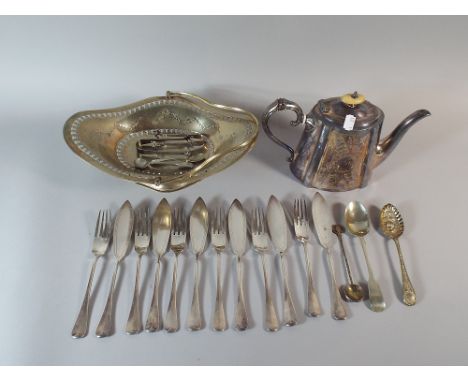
[[280, 254, 297, 326], [145, 259, 162, 332], [235, 257, 248, 331], [96, 262, 119, 337], [188, 257, 203, 331]]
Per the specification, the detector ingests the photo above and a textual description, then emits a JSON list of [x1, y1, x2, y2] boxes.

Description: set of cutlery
[[72, 193, 416, 338]]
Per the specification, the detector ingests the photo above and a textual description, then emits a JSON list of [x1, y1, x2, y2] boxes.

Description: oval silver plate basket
[[64, 91, 259, 192]]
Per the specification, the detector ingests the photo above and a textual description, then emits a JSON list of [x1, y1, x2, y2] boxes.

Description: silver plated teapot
[[262, 92, 430, 191]]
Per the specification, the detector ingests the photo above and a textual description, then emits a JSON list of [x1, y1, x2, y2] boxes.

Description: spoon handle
[[213, 251, 227, 331], [394, 239, 416, 306], [235, 256, 248, 331], [279, 254, 297, 326], [359, 237, 386, 312], [336, 233, 354, 285], [326, 249, 347, 320], [302, 242, 321, 317]]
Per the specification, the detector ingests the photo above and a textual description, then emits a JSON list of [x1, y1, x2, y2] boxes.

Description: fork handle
[[126, 255, 143, 334], [146, 258, 162, 332], [302, 243, 322, 317], [96, 262, 119, 337], [235, 256, 248, 331], [213, 251, 227, 331], [165, 255, 179, 332], [72, 256, 99, 338]]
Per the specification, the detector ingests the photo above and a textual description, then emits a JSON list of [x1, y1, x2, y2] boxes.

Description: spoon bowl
[[344, 201, 370, 236], [379, 203, 404, 239], [340, 284, 364, 302]]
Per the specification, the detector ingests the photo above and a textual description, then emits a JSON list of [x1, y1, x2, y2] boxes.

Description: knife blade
[[113, 200, 134, 262], [312, 192, 334, 249], [266, 195, 289, 254], [152, 198, 172, 258], [228, 199, 247, 257]]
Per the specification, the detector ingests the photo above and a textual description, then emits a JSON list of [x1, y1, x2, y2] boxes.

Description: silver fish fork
[[165, 208, 186, 332], [126, 207, 150, 334], [293, 199, 322, 317], [72, 209, 111, 338], [211, 207, 228, 331], [252, 207, 280, 332]]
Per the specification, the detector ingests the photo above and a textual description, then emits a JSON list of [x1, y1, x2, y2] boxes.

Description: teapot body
[[290, 104, 383, 191]]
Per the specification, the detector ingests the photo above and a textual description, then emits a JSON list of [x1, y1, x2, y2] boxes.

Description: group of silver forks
[[71, 198, 325, 338]]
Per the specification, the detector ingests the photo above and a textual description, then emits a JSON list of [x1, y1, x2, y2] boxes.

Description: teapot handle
[[262, 98, 305, 162]]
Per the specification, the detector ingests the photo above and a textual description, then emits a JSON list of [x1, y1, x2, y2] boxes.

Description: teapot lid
[[312, 91, 383, 130]]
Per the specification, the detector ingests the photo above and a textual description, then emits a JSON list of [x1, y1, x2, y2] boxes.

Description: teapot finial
[[340, 92, 366, 107]]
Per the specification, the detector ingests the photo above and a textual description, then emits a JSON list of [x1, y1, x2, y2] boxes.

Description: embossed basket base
[[64, 91, 258, 192]]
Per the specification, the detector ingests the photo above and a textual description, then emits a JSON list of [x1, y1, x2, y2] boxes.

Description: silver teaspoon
[[345, 201, 386, 312], [379, 204, 416, 306]]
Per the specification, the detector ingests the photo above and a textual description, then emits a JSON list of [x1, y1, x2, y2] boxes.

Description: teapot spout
[[373, 109, 431, 168]]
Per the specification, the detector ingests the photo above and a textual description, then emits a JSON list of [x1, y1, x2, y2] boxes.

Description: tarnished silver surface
[[165, 208, 186, 333], [96, 201, 134, 337], [293, 199, 322, 317], [146, 199, 172, 332], [228, 199, 249, 331], [211, 207, 228, 332], [262, 92, 430, 191], [187, 198, 209, 331], [72, 210, 111, 339], [267, 196, 297, 327], [345, 201, 386, 312], [380, 204, 416, 306], [252, 207, 280, 332], [126, 207, 150, 335], [64, 92, 258, 192], [312, 193, 348, 320], [332, 224, 364, 302]]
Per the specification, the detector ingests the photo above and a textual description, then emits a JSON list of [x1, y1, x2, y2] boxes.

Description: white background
[[0, 16, 467, 365]]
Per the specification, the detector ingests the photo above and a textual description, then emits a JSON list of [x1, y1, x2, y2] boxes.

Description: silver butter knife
[[312, 192, 348, 320], [266, 196, 297, 327], [146, 198, 172, 332], [96, 200, 134, 337], [187, 197, 209, 331], [228, 199, 249, 331]]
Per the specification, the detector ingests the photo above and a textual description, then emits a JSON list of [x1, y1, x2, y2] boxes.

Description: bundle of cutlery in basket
[[72, 193, 415, 338]]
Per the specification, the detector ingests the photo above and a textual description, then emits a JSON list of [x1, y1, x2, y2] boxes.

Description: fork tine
[[94, 210, 102, 237], [146, 206, 151, 235], [251, 208, 257, 235], [180, 208, 184, 234], [105, 209, 111, 238], [260, 208, 266, 234], [302, 199, 309, 224]]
